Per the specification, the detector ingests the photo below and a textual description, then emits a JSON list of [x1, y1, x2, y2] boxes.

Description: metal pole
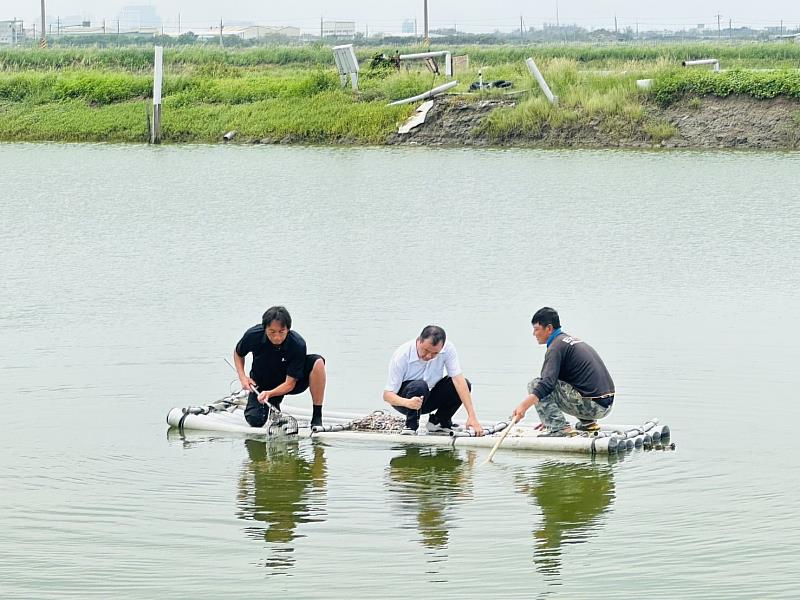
[[423, 0, 429, 44], [40, 0, 46, 47], [219, 18, 223, 47]]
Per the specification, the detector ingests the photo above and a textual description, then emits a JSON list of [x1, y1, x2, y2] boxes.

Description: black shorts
[[245, 354, 324, 427]]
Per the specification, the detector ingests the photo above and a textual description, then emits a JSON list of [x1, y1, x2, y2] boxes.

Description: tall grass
[[3, 42, 800, 72]]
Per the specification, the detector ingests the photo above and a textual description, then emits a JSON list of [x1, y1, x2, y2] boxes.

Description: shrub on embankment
[[650, 68, 800, 106]]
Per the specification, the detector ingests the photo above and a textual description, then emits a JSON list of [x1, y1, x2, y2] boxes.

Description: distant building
[[402, 19, 416, 34], [184, 25, 301, 40], [322, 21, 356, 38], [0, 19, 22, 45], [117, 5, 161, 31]]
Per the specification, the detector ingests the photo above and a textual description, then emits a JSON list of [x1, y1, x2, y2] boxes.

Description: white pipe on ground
[[399, 51, 453, 77], [388, 80, 458, 106], [525, 57, 558, 105], [682, 58, 720, 72]]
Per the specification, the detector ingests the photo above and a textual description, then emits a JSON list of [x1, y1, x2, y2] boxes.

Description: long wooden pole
[[482, 416, 519, 464]]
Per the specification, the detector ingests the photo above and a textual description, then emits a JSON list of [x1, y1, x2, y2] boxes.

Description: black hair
[[418, 325, 446, 346], [262, 306, 292, 330], [531, 307, 560, 329]]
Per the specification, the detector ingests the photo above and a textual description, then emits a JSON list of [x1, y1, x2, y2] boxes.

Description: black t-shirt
[[532, 332, 615, 400], [235, 325, 307, 389]]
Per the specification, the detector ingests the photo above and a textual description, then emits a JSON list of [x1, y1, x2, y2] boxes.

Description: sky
[[4, 1, 800, 33]]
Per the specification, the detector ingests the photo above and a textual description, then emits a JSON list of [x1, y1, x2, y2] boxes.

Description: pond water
[[1, 143, 798, 598]]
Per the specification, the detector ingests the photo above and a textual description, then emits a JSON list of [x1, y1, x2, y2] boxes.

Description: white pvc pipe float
[[525, 57, 559, 105], [682, 58, 720, 72], [388, 80, 459, 106], [636, 79, 653, 89], [399, 51, 452, 77]]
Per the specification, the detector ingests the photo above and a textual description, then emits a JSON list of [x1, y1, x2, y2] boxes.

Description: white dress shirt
[[384, 339, 462, 393]]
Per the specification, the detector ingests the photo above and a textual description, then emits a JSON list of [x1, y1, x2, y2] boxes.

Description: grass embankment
[[478, 62, 800, 143], [1, 43, 799, 144]]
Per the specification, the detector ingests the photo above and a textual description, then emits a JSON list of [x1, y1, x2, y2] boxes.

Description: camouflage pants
[[527, 378, 612, 431]]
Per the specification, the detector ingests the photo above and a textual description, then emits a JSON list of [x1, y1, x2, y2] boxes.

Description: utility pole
[[103, 19, 106, 34], [423, 0, 429, 45], [40, 0, 46, 47], [178, 12, 181, 35], [780, 19, 784, 36], [716, 13, 722, 39], [414, 18, 417, 39], [520, 15, 524, 41], [555, 0, 559, 27], [729, 19, 732, 40], [614, 14, 618, 35], [219, 18, 223, 47]]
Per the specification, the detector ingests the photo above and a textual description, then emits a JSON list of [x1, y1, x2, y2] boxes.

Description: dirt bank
[[388, 94, 800, 150]]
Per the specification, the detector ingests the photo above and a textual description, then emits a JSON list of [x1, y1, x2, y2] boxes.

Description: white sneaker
[[400, 426, 417, 436], [426, 421, 455, 435]]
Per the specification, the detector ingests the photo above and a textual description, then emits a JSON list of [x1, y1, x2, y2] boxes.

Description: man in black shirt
[[512, 307, 615, 437], [234, 306, 326, 428]]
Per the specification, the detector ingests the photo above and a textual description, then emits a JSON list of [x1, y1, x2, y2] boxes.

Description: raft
[[166, 390, 670, 456]]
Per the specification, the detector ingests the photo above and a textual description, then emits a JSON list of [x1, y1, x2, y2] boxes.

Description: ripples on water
[[1, 144, 799, 598]]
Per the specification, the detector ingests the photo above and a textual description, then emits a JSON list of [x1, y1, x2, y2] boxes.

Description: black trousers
[[392, 376, 471, 428], [244, 354, 324, 427]]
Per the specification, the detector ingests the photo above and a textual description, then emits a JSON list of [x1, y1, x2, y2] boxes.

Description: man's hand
[[405, 396, 423, 410], [465, 415, 484, 437], [513, 394, 538, 422], [257, 390, 271, 404], [512, 404, 528, 422], [239, 376, 256, 392]]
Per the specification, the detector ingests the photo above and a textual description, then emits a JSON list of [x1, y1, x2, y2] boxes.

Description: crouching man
[[383, 325, 483, 436], [234, 305, 326, 428], [513, 307, 615, 437]]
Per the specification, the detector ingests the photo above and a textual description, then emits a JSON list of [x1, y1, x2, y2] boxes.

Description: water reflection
[[515, 458, 616, 583], [236, 439, 327, 571], [385, 447, 476, 551]]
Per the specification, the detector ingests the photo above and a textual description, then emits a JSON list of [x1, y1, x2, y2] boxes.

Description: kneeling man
[[513, 307, 615, 436], [234, 305, 326, 428], [383, 325, 483, 436]]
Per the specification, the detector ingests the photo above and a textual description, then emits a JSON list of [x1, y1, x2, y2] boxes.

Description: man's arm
[[512, 393, 539, 422], [257, 376, 297, 404], [383, 389, 422, 410], [452, 373, 483, 436], [234, 351, 256, 391]]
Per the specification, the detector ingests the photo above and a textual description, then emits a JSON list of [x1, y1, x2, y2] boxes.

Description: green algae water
[[1, 143, 798, 599]]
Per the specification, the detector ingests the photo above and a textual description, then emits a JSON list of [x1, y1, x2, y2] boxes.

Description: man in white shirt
[[383, 325, 484, 436]]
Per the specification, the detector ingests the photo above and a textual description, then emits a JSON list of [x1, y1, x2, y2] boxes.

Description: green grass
[[651, 68, 800, 106], [3, 42, 800, 72], [1, 43, 799, 145]]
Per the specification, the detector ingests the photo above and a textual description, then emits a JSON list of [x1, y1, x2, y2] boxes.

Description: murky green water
[[1, 143, 798, 598]]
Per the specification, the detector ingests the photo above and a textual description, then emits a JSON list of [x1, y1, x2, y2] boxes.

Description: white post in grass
[[525, 57, 558, 105], [152, 46, 163, 144]]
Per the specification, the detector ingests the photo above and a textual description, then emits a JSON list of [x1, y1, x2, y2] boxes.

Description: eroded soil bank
[[386, 95, 800, 150]]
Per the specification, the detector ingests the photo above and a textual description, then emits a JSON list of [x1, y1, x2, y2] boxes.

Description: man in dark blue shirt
[[234, 306, 326, 427], [513, 307, 615, 437]]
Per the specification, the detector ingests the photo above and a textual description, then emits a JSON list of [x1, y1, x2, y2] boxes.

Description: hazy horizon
[[4, 1, 800, 34]]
